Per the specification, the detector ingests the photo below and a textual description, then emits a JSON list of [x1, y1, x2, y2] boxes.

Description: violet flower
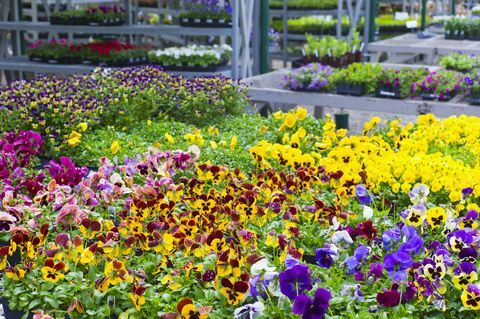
[[293, 287, 331, 319], [279, 264, 312, 300]]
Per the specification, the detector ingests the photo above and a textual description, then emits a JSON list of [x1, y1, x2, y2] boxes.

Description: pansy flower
[[452, 262, 478, 290], [41, 258, 66, 283], [401, 205, 426, 227], [220, 277, 249, 305], [426, 207, 447, 228], [448, 229, 474, 252], [293, 287, 331, 319], [279, 264, 312, 300], [383, 250, 412, 281], [462, 284, 480, 310], [315, 244, 337, 268]]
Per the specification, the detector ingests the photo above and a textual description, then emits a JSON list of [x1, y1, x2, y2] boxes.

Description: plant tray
[[470, 96, 480, 105], [0, 298, 30, 319], [50, 17, 125, 26], [292, 52, 362, 69], [335, 82, 365, 96], [156, 60, 228, 72], [420, 92, 454, 101], [88, 18, 126, 26], [180, 17, 232, 28], [444, 33, 467, 40], [375, 86, 402, 99]]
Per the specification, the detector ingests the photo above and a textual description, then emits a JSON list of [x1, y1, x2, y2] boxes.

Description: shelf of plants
[[291, 33, 363, 68], [50, 5, 126, 26], [5, 62, 480, 318], [244, 61, 480, 117], [368, 33, 480, 63], [0, 0, 245, 79]]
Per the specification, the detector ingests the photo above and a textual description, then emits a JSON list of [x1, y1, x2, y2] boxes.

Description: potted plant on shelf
[[86, 5, 126, 26], [439, 52, 480, 72], [179, 0, 232, 28], [50, 9, 86, 25], [149, 44, 232, 71], [330, 63, 381, 96], [376, 67, 430, 99], [413, 70, 462, 101], [283, 63, 334, 92], [462, 71, 480, 104], [469, 18, 480, 40]]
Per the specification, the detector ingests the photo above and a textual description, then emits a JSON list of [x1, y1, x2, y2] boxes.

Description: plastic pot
[[334, 113, 349, 130]]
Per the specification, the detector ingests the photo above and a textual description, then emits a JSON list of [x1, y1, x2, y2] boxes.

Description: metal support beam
[[260, 0, 269, 74], [368, 0, 377, 42], [421, 0, 427, 31]]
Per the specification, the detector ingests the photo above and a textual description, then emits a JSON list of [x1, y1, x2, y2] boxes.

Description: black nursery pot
[[336, 82, 364, 96], [0, 297, 31, 319], [334, 113, 349, 130], [0, 240, 21, 266], [470, 92, 480, 105]]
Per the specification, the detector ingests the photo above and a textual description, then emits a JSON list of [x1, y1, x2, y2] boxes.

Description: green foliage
[[272, 16, 353, 35], [269, 0, 338, 10], [304, 32, 361, 58], [330, 63, 383, 94], [61, 113, 325, 173], [439, 53, 479, 72]]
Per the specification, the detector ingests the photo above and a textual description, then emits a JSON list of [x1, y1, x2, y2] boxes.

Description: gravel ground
[[321, 107, 419, 134]]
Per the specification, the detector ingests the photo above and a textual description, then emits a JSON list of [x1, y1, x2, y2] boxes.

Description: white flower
[[250, 258, 276, 276], [363, 205, 374, 219], [234, 301, 265, 319], [331, 230, 353, 245]]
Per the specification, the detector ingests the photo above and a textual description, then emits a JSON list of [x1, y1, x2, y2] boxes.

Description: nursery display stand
[[271, 0, 368, 67], [0, 0, 255, 80], [368, 33, 480, 64], [243, 65, 480, 123]]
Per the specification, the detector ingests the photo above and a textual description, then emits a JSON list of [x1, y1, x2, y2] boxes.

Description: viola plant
[[283, 64, 334, 92], [0, 65, 247, 156]]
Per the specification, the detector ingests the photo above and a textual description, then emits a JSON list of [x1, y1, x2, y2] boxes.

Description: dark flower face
[[383, 250, 412, 281], [293, 288, 331, 319], [315, 246, 336, 268], [376, 288, 400, 307]]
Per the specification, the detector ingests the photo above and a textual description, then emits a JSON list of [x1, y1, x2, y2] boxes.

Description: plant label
[[395, 12, 409, 20], [406, 20, 418, 29]]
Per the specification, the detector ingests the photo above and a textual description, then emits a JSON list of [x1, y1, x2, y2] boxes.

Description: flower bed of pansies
[[4, 105, 480, 318], [283, 62, 480, 102], [0, 65, 246, 157]]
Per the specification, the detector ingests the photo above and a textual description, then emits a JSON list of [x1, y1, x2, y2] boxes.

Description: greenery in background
[[330, 63, 383, 94], [304, 32, 361, 58], [375, 14, 431, 28], [269, 0, 338, 9], [439, 53, 480, 72], [377, 67, 430, 98], [50, 5, 125, 24], [271, 16, 353, 35], [60, 113, 325, 172], [149, 44, 232, 67]]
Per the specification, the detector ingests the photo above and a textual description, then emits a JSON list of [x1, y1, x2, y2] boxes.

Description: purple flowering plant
[[283, 64, 334, 92]]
